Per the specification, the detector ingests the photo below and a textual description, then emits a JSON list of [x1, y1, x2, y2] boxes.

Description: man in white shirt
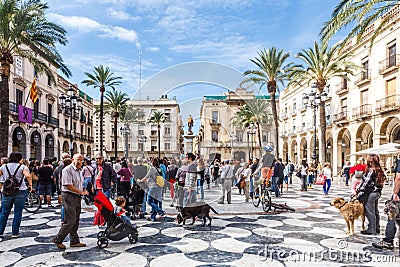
[[217, 160, 234, 204]]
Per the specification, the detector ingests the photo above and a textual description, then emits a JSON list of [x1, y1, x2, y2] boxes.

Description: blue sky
[[47, 0, 341, 131]]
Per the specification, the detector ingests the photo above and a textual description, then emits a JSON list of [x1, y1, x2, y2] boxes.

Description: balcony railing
[[209, 121, 221, 126], [376, 94, 400, 113], [379, 54, 400, 74], [88, 136, 94, 142], [87, 117, 93, 125], [9, 102, 18, 113], [81, 134, 87, 141], [58, 128, 65, 136], [73, 111, 79, 120], [291, 108, 297, 116], [354, 70, 371, 86], [332, 111, 348, 123], [352, 104, 372, 120], [336, 82, 349, 95], [48, 117, 59, 126], [281, 112, 288, 120], [75, 133, 81, 140], [33, 111, 47, 123], [279, 131, 288, 138]]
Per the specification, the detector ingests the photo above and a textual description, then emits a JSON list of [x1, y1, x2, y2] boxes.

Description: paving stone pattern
[[0, 181, 399, 266]]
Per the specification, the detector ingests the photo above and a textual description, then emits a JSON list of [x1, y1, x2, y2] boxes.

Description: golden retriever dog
[[330, 198, 365, 235]]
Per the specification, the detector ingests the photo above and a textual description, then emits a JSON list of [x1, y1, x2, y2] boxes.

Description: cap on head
[[263, 146, 273, 152]]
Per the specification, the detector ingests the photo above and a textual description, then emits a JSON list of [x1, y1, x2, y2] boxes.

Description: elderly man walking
[[217, 160, 235, 204], [52, 154, 88, 249]]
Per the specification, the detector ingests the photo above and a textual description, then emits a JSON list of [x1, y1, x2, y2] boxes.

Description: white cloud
[[48, 13, 138, 43], [147, 47, 160, 52], [102, 26, 138, 42], [106, 8, 142, 22]]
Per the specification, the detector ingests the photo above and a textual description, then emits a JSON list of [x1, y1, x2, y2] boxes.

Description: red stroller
[[94, 191, 139, 248]]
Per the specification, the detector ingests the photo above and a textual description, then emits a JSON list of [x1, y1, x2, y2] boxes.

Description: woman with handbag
[[0, 152, 32, 238], [322, 163, 332, 196], [138, 158, 166, 221], [299, 159, 308, 192], [356, 154, 385, 235]]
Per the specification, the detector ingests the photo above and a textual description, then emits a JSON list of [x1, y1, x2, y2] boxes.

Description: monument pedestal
[[184, 133, 195, 154]]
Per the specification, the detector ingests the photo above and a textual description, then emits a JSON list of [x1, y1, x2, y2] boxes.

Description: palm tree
[[231, 99, 272, 158], [321, 0, 398, 45], [289, 41, 359, 163], [0, 0, 70, 156], [82, 65, 122, 156], [102, 89, 129, 160], [147, 110, 166, 159], [241, 47, 295, 158]]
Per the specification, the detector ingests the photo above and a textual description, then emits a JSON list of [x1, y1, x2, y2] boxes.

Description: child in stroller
[[114, 196, 138, 230], [83, 181, 96, 205], [125, 183, 144, 219], [94, 191, 139, 248]]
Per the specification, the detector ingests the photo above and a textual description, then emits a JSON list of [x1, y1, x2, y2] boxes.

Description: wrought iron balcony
[[379, 54, 400, 74], [58, 128, 65, 136], [352, 104, 372, 120], [48, 117, 59, 126], [9, 102, 18, 113], [279, 131, 288, 138], [354, 70, 371, 86], [87, 117, 93, 125], [81, 134, 87, 141], [336, 82, 349, 95], [376, 94, 400, 113], [281, 112, 289, 120], [33, 111, 47, 123], [332, 111, 349, 124], [88, 136, 94, 142]]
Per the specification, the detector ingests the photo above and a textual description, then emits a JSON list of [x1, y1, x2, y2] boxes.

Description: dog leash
[[338, 201, 347, 210]]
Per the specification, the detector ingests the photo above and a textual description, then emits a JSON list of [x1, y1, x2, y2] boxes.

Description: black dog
[[176, 202, 218, 227]]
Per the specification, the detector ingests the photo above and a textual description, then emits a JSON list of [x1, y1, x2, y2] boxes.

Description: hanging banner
[[18, 105, 33, 124]]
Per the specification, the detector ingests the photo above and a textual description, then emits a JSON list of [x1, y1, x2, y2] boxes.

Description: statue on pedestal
[[187, 115, 194, 134]]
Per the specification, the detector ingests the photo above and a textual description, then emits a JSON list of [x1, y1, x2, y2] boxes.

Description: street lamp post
[[303, 83, 327, 162], [229, 134, 236, 159], [59, 86, 82, 156], [120, 123, 131, 160], [247, 123, 257, 160], [139, 135, 147, 158]]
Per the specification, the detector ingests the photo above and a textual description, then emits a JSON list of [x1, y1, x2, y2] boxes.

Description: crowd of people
[[0, 148, 398, 253]]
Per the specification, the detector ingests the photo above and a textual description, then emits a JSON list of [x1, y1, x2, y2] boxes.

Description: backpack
[[3, 164, 23, 197], [289, 164, 295, 173]]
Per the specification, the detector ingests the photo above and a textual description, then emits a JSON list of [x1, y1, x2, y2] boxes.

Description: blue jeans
[[323, 179, 331, 194], [83, 177, 92, 189], [271, 176, 280, 197], [102, 189, 111, 199], [0, 190, 28, 235], [197, 179, 204, 200], [147, 187, 164, 220], [141, 192, 147, 213], [249, 177, 254, 198], [183, 188, 197, 207], [61, 206, 65, 222]]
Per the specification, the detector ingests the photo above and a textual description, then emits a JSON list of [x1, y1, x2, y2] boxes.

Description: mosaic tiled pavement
[[0, 180, 399, 267]]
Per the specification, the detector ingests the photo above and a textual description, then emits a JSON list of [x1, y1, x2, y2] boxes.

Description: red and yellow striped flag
[[29, 77, 38, 103]]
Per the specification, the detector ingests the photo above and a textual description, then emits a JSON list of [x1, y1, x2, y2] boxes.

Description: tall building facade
[[8, 55, 94, 160], [93, 95, 183, 160], [199, 88, 276, 162], [279, 5, 400, 174]]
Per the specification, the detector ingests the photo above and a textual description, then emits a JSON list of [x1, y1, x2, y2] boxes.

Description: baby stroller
[[83, 182, 96, 206], [94, 191, 139, 248], [126, 183, 144, 219]]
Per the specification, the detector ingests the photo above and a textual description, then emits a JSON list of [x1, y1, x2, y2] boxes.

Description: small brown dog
[[330, 198, 365, 235], [176, 202, 218, 227]]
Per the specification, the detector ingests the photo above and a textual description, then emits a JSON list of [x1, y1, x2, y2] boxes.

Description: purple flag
[[18, 105, 33, 124]]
